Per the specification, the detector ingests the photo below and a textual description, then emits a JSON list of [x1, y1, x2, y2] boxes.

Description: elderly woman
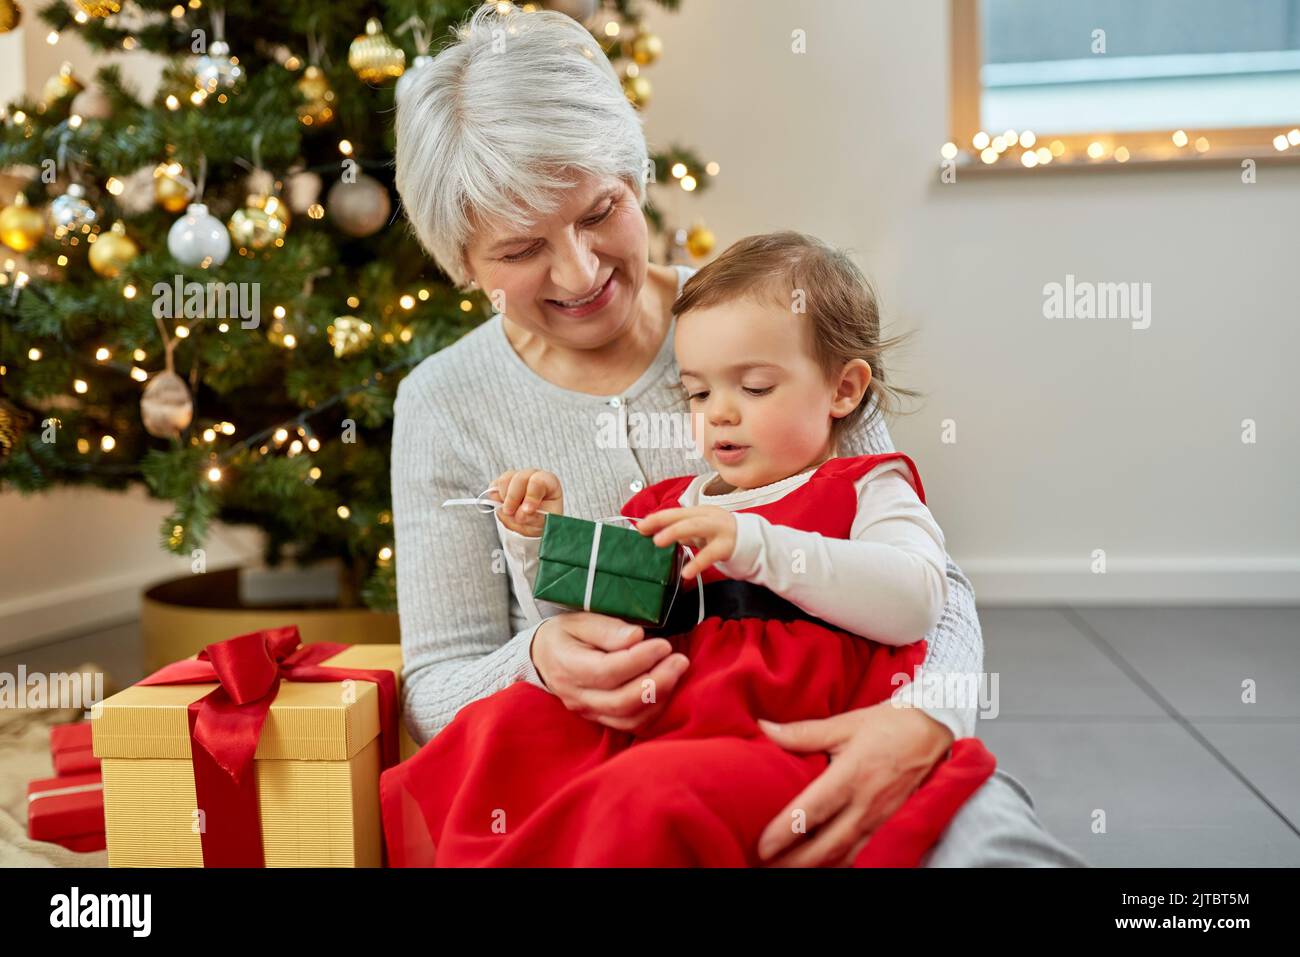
[[390, 4, 1083, 867]]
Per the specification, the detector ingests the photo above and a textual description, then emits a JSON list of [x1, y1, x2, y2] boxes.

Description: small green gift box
[[533, 513, 681, 626]]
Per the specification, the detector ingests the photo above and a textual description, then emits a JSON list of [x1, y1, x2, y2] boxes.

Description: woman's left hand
[[754, 700, 955, 867], [635, 506, 737, 579]]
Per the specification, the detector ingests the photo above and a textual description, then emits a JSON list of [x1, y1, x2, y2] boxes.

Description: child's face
[[675, 295, 854, 490]]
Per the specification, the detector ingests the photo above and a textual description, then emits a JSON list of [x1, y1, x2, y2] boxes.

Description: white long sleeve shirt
[[494, 458, 974, 740]]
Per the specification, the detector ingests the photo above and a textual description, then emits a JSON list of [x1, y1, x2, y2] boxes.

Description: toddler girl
[[380, 232, 995, 867]]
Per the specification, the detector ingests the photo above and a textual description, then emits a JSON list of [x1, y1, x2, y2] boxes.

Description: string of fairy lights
[[941, 124, 1300, 168]]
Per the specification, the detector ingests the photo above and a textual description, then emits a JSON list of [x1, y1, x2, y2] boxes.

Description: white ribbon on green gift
[[442, 488, 704, 627]]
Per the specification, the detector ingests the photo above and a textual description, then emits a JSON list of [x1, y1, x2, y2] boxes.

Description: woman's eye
[[687, 390, 709, 401], [583, 203, 615, 227], [500, 205, 612, 262], [743, 386, 775, 396], [502, 245, 538, 263]]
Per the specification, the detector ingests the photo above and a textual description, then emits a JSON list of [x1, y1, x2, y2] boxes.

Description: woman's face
[[462, 171, 650, 351]]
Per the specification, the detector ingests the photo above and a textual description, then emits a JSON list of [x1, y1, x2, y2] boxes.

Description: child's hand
[[635, 506, 737, 579], [491, 469, 564, 537]]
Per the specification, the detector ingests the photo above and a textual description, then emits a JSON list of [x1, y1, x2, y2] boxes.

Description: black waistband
[[647, 579, 836, 638]]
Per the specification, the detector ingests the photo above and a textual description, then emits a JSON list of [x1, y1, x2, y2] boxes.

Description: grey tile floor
[[4, 605, 1297, 867], [977, 606, 1300, 867]]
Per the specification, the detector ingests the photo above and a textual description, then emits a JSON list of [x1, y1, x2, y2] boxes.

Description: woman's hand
[[754, 700, 955, 867], [491, 468, 564, 536], [530, 611, 691, 732], [635, 506, 738, 579]]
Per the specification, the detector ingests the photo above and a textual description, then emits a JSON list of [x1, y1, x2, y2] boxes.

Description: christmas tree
[[0, 0, 713, 609]]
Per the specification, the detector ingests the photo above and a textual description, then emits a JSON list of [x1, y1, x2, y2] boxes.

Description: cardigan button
[[630, 479, 644, 493]]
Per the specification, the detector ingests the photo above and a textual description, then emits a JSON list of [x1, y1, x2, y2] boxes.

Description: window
[[949, 0, 1300, 169]]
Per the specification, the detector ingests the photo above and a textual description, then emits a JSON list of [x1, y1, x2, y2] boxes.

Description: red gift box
[[27, 770, 106, 852], [50, 721, 100, 776]]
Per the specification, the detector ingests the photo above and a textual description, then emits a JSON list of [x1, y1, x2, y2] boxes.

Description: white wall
[[2, 2, 1297, 648], [640, 0, 1300, 604]]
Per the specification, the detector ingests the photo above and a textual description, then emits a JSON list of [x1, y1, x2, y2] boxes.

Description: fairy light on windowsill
[[337, 505, 351, 519], [130, 367, 148, 382]]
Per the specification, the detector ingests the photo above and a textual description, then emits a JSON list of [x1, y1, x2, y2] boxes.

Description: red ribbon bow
[[136, 625, 399, 867]]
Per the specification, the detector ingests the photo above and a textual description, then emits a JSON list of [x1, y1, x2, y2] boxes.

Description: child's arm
[[718, 463, 948, 646], [489, 469, 564, 624], [637, 464, 947, 645]]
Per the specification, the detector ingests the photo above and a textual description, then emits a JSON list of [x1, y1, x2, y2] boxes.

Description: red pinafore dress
[[380, 453, 996, 866]]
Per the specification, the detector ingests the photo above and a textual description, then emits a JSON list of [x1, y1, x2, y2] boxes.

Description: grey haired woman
[[390, 3, 1083, 867]]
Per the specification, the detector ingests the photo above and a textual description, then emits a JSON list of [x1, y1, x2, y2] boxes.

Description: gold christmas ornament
[[0, 0, 21, 35], [326, 174, 391, 238], [140, 370, 194, 440], [348, 18, 405, 84], [88, 220, 138, 277], [0, 397, 31, 462], [228, 193, 290, 251], [283, 170, 322, 215], [622, 72, 652, 109], [41, 62, 84, 107], [296, 65, 336, 126], [0, 193, 45, 253], [74, 0, 120, 17], [630, 31, 663, 66], [70, 86, 112, 120], [686, 223, 715, 259], [328, 316, 373, 358], [154, 162, 194, 213]]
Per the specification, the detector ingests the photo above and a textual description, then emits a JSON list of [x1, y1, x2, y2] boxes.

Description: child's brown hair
[[671, 230, 919, 444]]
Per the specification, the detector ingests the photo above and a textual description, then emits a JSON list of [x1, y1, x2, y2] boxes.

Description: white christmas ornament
[[168, 202, 230, 267], [395, 54, 432, 101]]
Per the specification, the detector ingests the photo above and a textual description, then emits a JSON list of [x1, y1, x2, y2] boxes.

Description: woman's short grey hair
[[393, 2, 650, 290]]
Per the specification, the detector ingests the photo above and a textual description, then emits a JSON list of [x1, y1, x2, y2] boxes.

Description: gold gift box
[[91, 644, 418, 868]]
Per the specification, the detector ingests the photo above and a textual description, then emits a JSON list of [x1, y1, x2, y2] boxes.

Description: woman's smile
[[544, 271, 618, 318]]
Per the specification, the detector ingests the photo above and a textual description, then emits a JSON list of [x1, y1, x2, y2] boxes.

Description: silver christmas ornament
[[326, 174, 391, 238], [283, 170, 322, 215], [140, 370, 194, 439], [47, 183, 99, 242], [194, 40, 244, 94], [167, 202, 230, 268]]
